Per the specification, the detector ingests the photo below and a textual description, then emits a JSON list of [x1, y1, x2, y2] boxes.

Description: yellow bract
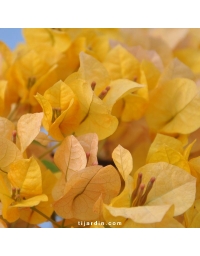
[[184, 199, 200, 227], [44, 80, 77, 110], [7, 48, 58, 105], [36, 72, 124, 141], [74, 93, 119, 140], [189, 156, 200, 199], [103, 45, 139, 81], [174, 48, 200, 76], [53, 165, 121, 220], [23, 28, 71, 53], [103, 79, 144, 112], [78, 51, 111, 95], [0, 157, 48, 223], [0, 137, 23, 172], [35, 80, 81, 140], [8, 157, 43, 197], [146, 78, 200, 134], [122, 206, 184, 228], [67, 52, 144, 125], [134, 162, 196, 216], [149, 28, 188, 50], [65, 77, 93, 121], [157, 58, 194, 87], [98, 47, 149, 122], [11, 195, 48, 207], [0, 117, 15, 140], [77, 133, 98, 166], [54, 135, 87, 181], [146, 134, 191, 173], [104, 145, 196, 227], [140, 60, 160, 91], [0, 41, 13, 78], [112, 144, 133, 181], [17, 112, 44, 152], [19, 161, 57, 224], [104, 204, 173, 224], [53, 134, 99, 202]]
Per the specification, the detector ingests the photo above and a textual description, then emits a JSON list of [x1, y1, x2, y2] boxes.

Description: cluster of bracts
[[0, 28, 200, 228]]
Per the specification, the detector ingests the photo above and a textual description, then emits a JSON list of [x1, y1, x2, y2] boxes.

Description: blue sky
[[0, 28, 24, 49]]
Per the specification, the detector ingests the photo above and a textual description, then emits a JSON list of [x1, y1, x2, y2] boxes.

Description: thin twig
[[31, 207, 61, 228], [38, 142, 61, 159]]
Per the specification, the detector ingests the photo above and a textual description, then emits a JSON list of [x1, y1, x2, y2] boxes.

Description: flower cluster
[[0, 28, 200, 228]]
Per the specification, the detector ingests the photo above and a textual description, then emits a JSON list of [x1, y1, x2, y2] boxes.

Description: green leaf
[[41, 160, 60, 173]]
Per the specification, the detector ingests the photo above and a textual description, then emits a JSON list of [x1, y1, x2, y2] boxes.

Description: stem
[[38, 142, 61, 159], [98, 138, 107, 153], [31, 207, 61, 228], [61, 218, 65, 228], [7, 101, 20, 121]]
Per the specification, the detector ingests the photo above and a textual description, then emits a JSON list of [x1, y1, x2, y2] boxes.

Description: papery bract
[[54, 135, 87, 180], [112, 144, 133, 181], [146, 134, 191, 173], [146, 78, 200, 134], [17, 112, 44, 152], [77, 133, 98, 166], [8, 157, 43, 197], [53, 165, 121, 220], [0, 137, 23, 172]]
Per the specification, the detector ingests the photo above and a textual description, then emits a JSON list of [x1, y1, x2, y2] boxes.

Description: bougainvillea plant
[[1, 28, 200, 228]]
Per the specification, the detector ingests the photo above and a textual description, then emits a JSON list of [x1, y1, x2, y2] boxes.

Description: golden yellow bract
[[146, 78, 200, 135], [103, 145, 196, 227], [146, 134, 192, 173], [35, 80, 81, 140], [0, 157, 48, 223]]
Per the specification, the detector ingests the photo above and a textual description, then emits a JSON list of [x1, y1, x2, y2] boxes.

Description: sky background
[[0, 28, 24, 49]]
